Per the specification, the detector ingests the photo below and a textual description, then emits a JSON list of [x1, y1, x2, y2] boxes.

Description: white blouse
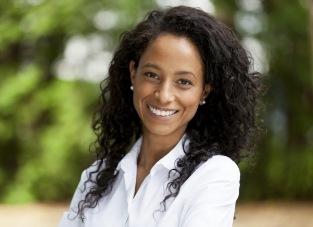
[[59, 137, 240, 227]]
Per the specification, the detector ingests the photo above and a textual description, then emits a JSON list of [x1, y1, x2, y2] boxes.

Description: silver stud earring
[[130, 86, 133, 91], [200, 100, 206, 105]]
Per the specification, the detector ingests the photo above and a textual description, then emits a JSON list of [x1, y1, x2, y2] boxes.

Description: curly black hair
[[76, 5, 264, 219]]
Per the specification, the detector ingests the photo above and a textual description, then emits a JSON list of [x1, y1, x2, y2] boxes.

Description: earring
[[130, 86, 133, 91], [200, 100, 206, 105]]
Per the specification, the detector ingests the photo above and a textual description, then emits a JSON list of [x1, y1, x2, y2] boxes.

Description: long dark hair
[[77, 5, 264, 219]]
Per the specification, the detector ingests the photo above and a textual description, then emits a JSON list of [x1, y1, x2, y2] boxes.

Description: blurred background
[[0, 0, 313, 226]]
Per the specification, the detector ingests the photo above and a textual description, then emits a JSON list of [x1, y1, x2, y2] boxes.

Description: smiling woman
[[129, 34, 211, 143], [59, 5, 264, 227]]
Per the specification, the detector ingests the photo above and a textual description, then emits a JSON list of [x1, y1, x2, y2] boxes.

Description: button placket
[[127, 174, 151, 227]]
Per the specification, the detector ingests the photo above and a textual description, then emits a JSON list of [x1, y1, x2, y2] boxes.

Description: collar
[[116, 135, 187, 175], [150, 135, 187, 175], [116, 137, 142, 174]]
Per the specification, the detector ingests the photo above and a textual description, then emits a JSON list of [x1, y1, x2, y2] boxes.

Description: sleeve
[[58, 169, 88, 227], [180, 157, 240, 227], [58, 163, 97, 227]]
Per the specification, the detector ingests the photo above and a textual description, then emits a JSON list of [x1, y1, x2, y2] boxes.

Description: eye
[[144, 72, 158, 79], [177, 79, 193, 86]]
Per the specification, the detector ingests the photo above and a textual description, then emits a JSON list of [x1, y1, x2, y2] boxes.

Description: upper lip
[[147, 104, 178, 112]]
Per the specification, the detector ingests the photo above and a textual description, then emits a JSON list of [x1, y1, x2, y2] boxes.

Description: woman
[[59, 5, 263, 227]]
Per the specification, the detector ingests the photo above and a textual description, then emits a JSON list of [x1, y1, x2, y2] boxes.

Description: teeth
[[148, 106, 176, 117]]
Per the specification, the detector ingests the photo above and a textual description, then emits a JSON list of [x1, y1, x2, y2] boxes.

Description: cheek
[[181, 95, 201, 116], [180, 90, 202, 106], [134, 81, 155, 100], [132, 92, 141, 114], [132, 86, 150, 112], [187, 100, 200, 114]]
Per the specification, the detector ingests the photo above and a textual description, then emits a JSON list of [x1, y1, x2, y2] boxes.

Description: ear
[[201, 84, 212, 100], [129, 60, 136, 85]]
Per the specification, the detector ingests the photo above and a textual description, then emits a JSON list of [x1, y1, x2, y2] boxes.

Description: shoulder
[[78, 160, 106, 189], [180, 155, 240, 206], [184, 155, 240, 191], [200, 155, 240, 180], [176, 155, 240, 227]]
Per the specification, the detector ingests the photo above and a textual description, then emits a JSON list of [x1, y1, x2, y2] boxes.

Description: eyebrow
[[142, 63, 196, 78], [143, 63, 161, 70]]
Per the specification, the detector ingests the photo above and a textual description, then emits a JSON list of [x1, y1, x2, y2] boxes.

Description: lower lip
[[147, 106, 177, 121]]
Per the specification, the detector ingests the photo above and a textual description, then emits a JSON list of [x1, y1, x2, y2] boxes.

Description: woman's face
[[129, 34, 211, 139]]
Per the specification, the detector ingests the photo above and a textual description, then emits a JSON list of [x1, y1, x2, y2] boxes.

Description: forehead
[[138, 34, 203, 72], [144, 33, 199, 56]]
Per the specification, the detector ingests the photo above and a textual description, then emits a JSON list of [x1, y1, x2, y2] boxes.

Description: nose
[[155, 81, 175, 103]]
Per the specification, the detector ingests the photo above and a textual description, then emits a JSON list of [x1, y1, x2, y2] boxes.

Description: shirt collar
[[116, 135, 187, 175], [116, 137, 142, 173], [151, 135, 187, 173]]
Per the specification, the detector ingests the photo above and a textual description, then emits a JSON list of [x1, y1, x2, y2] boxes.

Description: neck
[[138, 130, 185, 170]]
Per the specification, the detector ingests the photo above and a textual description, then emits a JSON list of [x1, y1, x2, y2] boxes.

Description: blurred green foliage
[[0, 0, 313, 203], [239, 0, 313, 201], [0, 0, 157, 203], [0, 64, 97, 202]]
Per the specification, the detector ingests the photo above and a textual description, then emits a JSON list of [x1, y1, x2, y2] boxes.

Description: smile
[[148, 105, 177, 117]]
